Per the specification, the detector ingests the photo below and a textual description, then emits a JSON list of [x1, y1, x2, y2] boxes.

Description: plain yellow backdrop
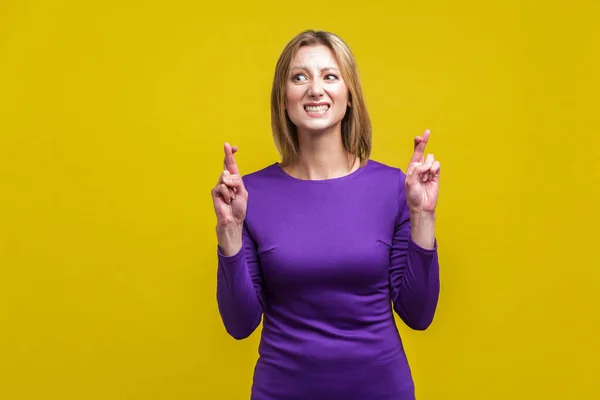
[[1, 1, 599, 399]]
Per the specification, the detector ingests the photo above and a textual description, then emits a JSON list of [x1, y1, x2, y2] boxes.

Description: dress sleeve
[[388, 171, 441, 330], [216, 221, 265, 339]]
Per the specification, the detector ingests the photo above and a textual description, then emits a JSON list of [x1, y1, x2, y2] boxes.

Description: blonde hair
[[270, 30, 372, 167]]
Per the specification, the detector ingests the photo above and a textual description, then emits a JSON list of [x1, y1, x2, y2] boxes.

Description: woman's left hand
[[405, 129, 440, 214]]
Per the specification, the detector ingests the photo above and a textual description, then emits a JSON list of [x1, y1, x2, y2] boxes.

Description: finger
[[223, 173, 242, 187], [211, 183, 231, 204], [424, 154, 435, 169], [220, 183, 236, 204], [406, 162, 418, 176], [422, 157, 433, 182], [430, 160, 441, 176], [217, 170, 238, 195], [223, 173, 248, 198], [412, 137, 423, 163], [419, 159, 440, 182], [409, 129, 430, 165], [413, 136, 422, 152], [218, 169, 230, 184], [407, 152, 433, 176], [406, 163, 426, 186], [412, 162, 432, 178], [223, 142, 240, 175]]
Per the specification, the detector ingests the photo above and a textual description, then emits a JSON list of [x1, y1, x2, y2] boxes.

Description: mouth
[[303, 103, 330, 117]]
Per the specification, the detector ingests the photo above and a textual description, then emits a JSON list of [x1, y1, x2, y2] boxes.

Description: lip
[[303, 102, 331, 118], [303, 102, 330, 107]]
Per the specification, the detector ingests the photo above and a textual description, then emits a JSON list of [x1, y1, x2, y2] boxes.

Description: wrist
[[409, 209, 436, 250], [409, 208, 436, 221], [216, 220, 243, 233], [216, 222, 243, 256]]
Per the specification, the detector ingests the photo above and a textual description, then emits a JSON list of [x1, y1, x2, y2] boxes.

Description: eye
[[292, 74, 308, 82], [324, 74, 339, 81]]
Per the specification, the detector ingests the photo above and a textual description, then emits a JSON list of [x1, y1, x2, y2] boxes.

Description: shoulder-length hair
[[270, 30, 372, 167]]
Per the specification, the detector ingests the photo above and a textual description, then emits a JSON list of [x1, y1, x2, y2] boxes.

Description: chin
[[298, 122, 340, 134], [294, 116, 345, 134]]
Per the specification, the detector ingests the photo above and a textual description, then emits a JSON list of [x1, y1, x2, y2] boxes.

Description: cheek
[[285, 86, 303, 107], [329, 85, 348, 104]]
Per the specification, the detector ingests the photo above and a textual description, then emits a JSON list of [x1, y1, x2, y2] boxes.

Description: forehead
[[291, 44, 339, 68]]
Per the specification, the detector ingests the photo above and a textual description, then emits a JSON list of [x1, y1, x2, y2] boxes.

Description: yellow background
[[1, 1, 599, 399]]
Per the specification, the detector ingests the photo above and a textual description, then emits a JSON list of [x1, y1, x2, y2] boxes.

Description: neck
[[284, 125, 359, 180]]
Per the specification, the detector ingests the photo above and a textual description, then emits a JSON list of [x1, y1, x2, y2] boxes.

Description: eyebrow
[[289, 66, 340, 72]]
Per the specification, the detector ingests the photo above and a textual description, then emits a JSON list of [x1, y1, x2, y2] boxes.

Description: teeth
[[304, 105, 329, 113]]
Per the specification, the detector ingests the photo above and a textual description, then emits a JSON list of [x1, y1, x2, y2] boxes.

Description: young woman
[[211, 30, 441, 400]]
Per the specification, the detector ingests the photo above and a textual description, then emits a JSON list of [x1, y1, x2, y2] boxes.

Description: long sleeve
[[388, 174, 441, 331], [216, 221, 265, 340], [212, 161, 439, 398]]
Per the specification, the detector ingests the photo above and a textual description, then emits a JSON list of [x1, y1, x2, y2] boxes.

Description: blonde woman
[[212, 30, 441, 400]]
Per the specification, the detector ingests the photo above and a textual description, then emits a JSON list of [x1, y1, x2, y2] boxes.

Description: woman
[[211, 30, 441, 400]]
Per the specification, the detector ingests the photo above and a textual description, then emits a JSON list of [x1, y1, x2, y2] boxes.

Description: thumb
[[218, 169, 231, 184], [411, 163, 431, 177], [406, 163, 428, 186]]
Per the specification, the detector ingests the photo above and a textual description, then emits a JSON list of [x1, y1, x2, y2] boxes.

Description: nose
[[308, 79, 324, 98]]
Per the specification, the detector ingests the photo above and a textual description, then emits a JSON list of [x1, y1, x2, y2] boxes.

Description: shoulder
[[363, 159, 407, 181], [241, 162, 282, 190], [363, 160, 408, 204]]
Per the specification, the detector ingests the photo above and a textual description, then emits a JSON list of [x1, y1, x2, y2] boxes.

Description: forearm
[[394, 239, 440, 330], [216, 246, 263, 339], [215, 221, 264, 339], [409, 210, 436, 250]]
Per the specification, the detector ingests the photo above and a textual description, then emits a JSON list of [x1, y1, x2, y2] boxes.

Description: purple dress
[[216, 159, 440, 399]]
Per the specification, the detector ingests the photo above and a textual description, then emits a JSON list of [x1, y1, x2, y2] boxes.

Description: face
[[285, 45, 349, 135]]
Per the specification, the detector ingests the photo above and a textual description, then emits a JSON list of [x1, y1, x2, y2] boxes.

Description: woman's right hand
[[211, 143, 248, 255]]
